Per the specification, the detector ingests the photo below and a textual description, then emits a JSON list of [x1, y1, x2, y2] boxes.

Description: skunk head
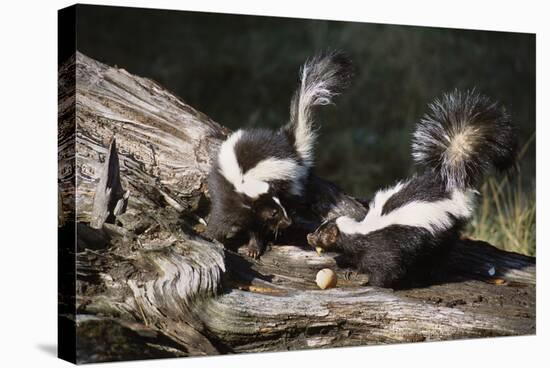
[[251, 195, 292, 233], [212, 128, 299, 236], [307, 219, 340, 251]]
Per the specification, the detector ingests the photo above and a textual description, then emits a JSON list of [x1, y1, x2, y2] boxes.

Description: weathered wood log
[[58, 52, 535, 364]]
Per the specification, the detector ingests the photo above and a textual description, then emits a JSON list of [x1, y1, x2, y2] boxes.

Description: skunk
[[208, 51, 353, 258], [307, 90, 517, 288]]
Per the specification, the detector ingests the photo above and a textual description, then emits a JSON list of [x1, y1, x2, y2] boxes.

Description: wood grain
[[58, 52, 535, 363]]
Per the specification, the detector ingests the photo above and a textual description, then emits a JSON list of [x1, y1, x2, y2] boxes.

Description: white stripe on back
[[336, 182, 476, 236]]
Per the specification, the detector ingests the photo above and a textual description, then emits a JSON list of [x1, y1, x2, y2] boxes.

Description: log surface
[[58, 52, 535, 364]]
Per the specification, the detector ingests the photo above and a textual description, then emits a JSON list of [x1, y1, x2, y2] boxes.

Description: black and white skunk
[[208, 51, 353, 258], [307, 90, 517, 288]]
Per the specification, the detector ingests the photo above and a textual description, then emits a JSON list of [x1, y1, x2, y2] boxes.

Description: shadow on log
[[90, 138, 129, 229], [58, 52, 535, 364]]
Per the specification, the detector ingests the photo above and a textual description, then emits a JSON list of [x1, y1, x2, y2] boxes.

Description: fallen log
[[58, 52, 535, 364]]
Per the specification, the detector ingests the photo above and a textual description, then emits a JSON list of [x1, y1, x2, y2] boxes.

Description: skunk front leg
[[246, 230, 265, 259]]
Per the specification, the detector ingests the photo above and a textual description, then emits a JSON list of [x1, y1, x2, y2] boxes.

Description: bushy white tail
[[284, 51, 352, 168], [412, 89, 517, 190]]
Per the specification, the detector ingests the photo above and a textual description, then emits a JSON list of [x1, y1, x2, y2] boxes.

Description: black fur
[[208, 168, 293, 258], [413, 89, 517, 190], [315, 223, 460, 288], [381, 173, 450, 215], [207, 169, 256, 240], [207, 51, 352, 258], [308, 90, 518, 288], [232, 128, 301, 197], [233, 129, 299, 172]]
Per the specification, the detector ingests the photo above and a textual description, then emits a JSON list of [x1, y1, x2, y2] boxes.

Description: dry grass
[[467, 177, 535, 256], [76, 8, 536, 255], [466, 134, 536, 257]]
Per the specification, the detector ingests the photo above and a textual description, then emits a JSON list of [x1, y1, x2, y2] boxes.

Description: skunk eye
[[271, 209, 278, 217]]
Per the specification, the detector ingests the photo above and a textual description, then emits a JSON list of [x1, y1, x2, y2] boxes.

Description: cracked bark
[[58, 52, 535, 364]]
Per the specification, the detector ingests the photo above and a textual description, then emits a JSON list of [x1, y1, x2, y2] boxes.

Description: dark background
[[75, 4, 535, 199]]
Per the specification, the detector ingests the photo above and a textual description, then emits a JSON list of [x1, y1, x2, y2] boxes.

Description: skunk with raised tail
[[208, 51, 352, 258], [307, 90, 517, 287]]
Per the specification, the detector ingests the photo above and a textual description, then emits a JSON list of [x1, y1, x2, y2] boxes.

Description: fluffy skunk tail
[[412, 89, 517, 190], [284, 51, 353, 168]]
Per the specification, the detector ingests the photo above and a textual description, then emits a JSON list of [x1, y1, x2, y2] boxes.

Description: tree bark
[[58, 52, 535, 364]]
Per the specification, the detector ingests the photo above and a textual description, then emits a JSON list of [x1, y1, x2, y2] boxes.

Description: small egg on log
[[316, 268, 337, 289]]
